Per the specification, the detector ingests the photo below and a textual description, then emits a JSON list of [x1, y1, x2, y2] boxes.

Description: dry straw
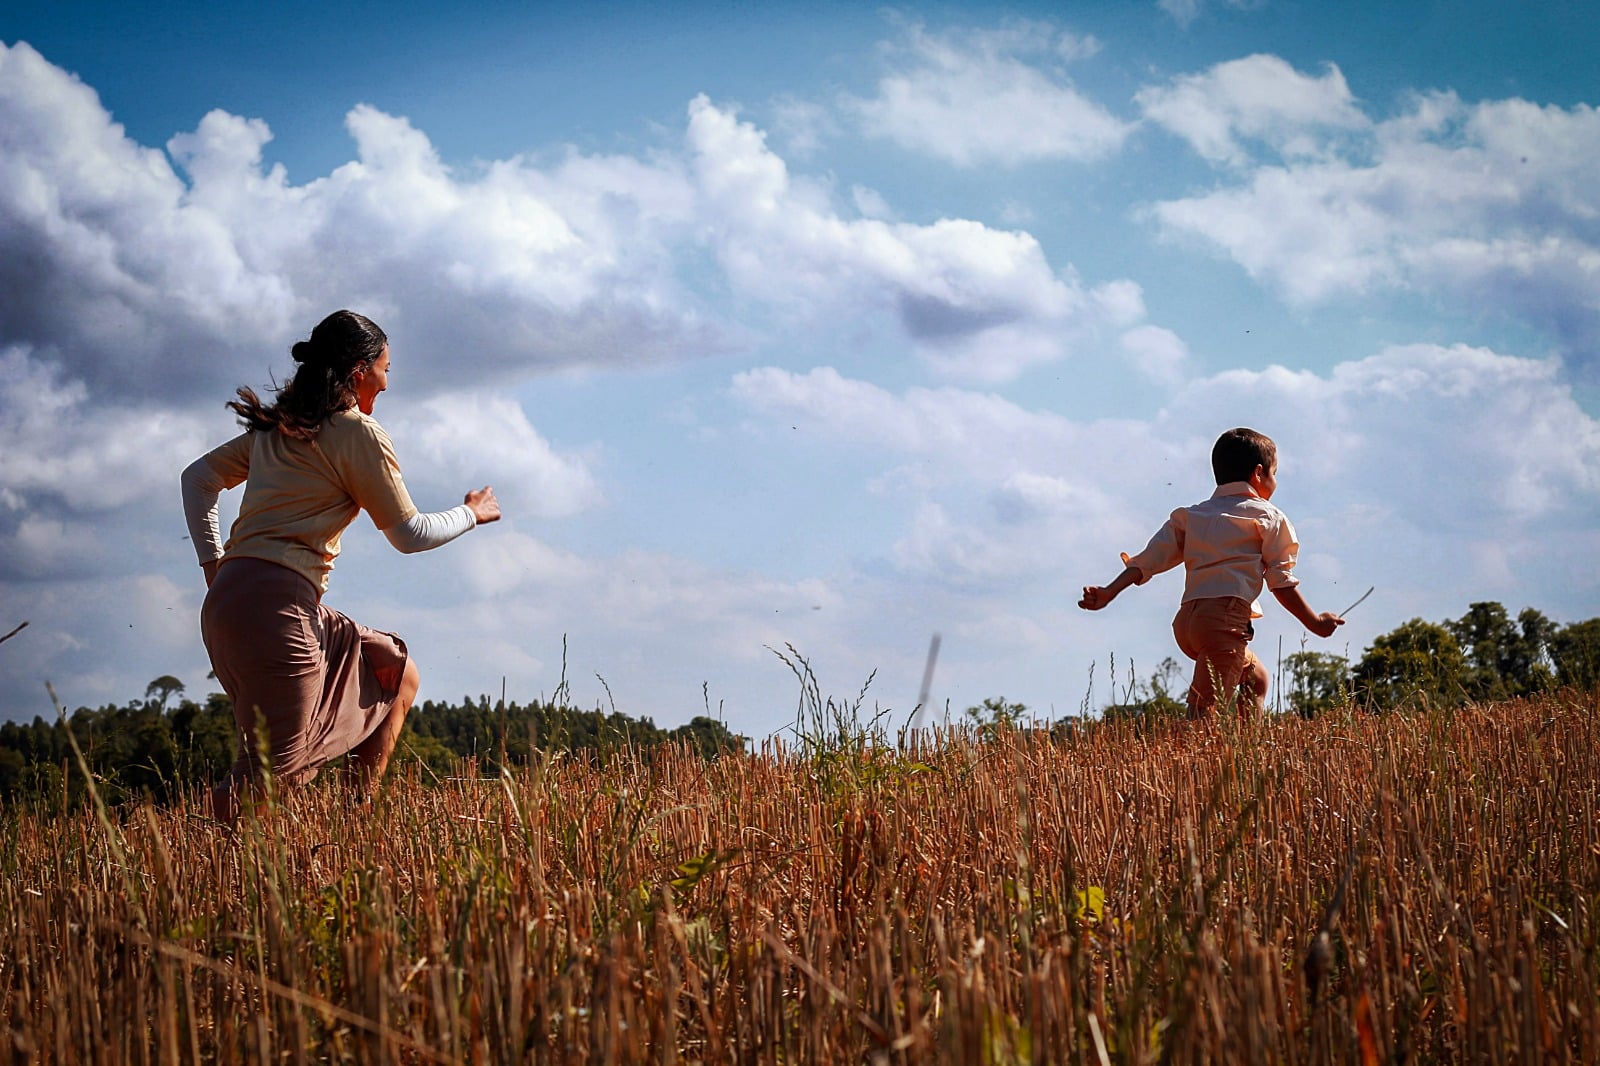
[[2, 687, 1598, 1062]]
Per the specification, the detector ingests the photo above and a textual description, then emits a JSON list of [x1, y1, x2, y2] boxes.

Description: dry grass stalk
[[2, 690, 1597, 1062]]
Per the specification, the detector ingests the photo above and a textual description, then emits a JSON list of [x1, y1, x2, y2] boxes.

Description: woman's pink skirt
[[201, 557, 407, 788]]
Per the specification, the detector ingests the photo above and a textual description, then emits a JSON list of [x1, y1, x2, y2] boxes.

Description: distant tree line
[[5, 600, 1595, 807], [0, 685, 743, 810], [1095, 601, 1600, 721]]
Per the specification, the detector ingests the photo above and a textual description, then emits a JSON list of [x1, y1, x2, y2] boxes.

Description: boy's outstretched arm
[[1271, 585, 1344, 637], [1080, 565, 1143, 611]]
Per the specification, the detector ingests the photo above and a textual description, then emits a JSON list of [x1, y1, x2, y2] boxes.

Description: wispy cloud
[[733, 343, 1600, 592], [1157, 0, 1268, 32], [1136, 54, 1367, 166], [844, 20, 1130, 167]]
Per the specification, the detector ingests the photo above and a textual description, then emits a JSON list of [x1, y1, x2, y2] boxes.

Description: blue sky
[[2, 1, 1597, 735]]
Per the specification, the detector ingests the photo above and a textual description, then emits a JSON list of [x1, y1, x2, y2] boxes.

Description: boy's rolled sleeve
[[1122, 512, 1186, 584], [1261, 513, 1300, 590]]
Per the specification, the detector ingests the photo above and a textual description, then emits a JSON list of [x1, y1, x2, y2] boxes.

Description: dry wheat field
[[3, 692, 1598, 1063]]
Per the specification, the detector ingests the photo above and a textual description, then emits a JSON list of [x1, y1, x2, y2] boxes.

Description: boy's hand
[[1307, 612, 1344, 638], [1079, 586, 1114, 610], [1271, 587, 1347, 638], [1079, 565, 1141, 611]]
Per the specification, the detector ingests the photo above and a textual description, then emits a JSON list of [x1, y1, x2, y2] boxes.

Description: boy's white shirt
[[1121, 481, 1300, 619]]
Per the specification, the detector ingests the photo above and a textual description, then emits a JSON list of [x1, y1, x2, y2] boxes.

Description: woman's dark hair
[[1211, 427, 1277, 484], [228, 310, 387, 439]]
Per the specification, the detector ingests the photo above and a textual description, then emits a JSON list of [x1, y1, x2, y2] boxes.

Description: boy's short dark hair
[[1212, 427, 1277, 484]]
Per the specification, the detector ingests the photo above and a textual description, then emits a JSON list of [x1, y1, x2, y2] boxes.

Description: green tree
[[1446, 602, 1556, 699], [144, 675, 186, 710], [1353, 619, 1468, 710], [1102, 658, 1187, 722], [1283, 651, 1350, 718], [1549, 618, 1600, 691], [391, 728, 460, 777], [1511, 608, 1560, 690], [0, 745, 24, 796], [965, 696, 1028, 732], [668, 716, 746, 758], [169, 693, 239, 782]]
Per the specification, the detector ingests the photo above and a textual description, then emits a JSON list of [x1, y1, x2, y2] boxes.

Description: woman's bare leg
[[347, 656, 420, 796], [208, 780, 238, 824], [207, 770, 270, 827]]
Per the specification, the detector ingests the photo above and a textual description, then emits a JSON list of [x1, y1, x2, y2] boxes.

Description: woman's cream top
[[183, 409, 418, 593]]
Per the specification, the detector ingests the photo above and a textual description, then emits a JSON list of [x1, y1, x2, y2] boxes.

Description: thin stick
[[0, 620, 27, 646], [911, 632, 942, 729], [1338, 586, 1374, 618]]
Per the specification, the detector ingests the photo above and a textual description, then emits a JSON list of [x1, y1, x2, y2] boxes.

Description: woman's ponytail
[[228, 311, 388, 439]]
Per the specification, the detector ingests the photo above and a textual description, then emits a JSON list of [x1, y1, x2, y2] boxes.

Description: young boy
[[1079, 427, 1343, 718]]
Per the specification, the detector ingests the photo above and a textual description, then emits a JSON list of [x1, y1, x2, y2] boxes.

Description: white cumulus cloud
[[0, 347, 212, 516], [0, 40, 721, 405], [0, 40, 1146, 407], [691, 97, 1144, 381], [1146, 78, 1600, 366], [0, 43, 295, 399], [384, 393, 602, 519]]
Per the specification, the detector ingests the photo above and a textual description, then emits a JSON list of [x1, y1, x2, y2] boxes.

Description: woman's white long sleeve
[[181, 457, 230, 565], [383, 505, 477, 554]]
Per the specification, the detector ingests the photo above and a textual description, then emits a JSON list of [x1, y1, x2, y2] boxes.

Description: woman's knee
[[399, 656, 420, 701]]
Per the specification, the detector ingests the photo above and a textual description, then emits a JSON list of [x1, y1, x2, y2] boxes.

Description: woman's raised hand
[[465, 486, 501, 524]]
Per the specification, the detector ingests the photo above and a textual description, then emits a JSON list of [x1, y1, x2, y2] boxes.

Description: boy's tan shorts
[[1171, 596, 1262, 716]]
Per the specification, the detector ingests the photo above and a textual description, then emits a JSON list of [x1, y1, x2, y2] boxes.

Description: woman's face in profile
[[354, 345, 391, 415]]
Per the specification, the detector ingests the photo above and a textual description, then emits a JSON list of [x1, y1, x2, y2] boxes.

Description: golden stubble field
[[3, 693, 1598, 1064]]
